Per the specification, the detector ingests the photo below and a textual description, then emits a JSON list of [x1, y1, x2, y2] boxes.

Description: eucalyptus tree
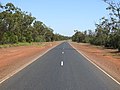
[[0, 3, 17, 44], [72, 31, 85, 43], [32, 21, 46, 42], [103, 0, 120, 50], [0, 2, 69, 44]]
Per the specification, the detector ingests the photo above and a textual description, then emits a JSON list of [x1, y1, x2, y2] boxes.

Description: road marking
[[69, 42, 120, 85], [0, 43, 60, 84], [62, 52, 64, 54], [61, 61, 64, 66]]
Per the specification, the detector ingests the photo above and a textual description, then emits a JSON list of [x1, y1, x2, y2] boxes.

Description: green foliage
[[72, 31, 85, 43], [72, 0, 120, 51], [54, 34, 70, 41], [34, 36, 45, 42], [118, 41, 120, 51], [9, 33, 18, 43], [2, 32, 10, 44], [0, 3, 69, 46]]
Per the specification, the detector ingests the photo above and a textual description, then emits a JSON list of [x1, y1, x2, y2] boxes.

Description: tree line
[[72, 0, 120, 51], [0, 3, 69, 44]]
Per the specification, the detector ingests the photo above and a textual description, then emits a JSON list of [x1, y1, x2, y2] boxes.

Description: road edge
[[69, 42, 120, 85], [0, 43, 60, 84]]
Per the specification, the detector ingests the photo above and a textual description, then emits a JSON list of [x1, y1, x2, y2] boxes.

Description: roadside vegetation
[[0, 42, 48, 48], [0, 2, 70, 47], [72, 0, 120, 51]]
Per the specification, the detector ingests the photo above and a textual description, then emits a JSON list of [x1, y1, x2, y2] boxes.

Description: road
[[0, 42, 120, 90]]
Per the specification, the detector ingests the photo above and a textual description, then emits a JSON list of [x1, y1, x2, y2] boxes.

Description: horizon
[[1, 0, 112, 36]]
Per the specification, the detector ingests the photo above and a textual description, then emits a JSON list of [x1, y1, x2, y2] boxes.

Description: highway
[[0, 42, 120, 90]]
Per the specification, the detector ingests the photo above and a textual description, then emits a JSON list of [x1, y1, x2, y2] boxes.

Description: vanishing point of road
[[0, 42, 120, 90]]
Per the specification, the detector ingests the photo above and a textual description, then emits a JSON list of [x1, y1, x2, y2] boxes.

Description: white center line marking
[[61, 61, 64, 66], [62, 52, 64, 54]]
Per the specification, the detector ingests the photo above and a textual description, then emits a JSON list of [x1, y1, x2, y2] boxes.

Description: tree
[[103, 0, 120, 51], [72, 31, 85, 43], [0, 2, 69, 45]]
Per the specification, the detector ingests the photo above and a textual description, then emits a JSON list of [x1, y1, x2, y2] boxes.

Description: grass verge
[[0, 42, 48, 48]]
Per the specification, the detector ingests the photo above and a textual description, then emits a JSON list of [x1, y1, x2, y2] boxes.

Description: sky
[[1, 0, 111, 36]]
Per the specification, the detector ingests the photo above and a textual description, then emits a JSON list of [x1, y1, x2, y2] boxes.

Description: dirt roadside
[[70, 42, 120, 82], [0, 42, 60, 81]]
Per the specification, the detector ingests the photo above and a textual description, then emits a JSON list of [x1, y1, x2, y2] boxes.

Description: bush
[[10, 34, 18, 43], [117, 39, 120, 52], [2, 32, 10, 44], [19, 36, 26, 42], [26, 35, 33, 43], [34, 36, 45, 42]]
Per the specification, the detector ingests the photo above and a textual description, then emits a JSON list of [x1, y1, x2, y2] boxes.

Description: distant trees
[[0, 3, 69, 44], [54, 34, 70, 41], [72, 0, 120, 51], [72, 30, 85, 43]]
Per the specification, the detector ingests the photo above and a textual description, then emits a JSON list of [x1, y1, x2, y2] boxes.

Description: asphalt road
[[0, 42, 120, 90]]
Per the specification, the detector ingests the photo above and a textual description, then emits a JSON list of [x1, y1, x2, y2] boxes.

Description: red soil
[[71, 42, 120, 82], [0, 42, 59, 80]]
